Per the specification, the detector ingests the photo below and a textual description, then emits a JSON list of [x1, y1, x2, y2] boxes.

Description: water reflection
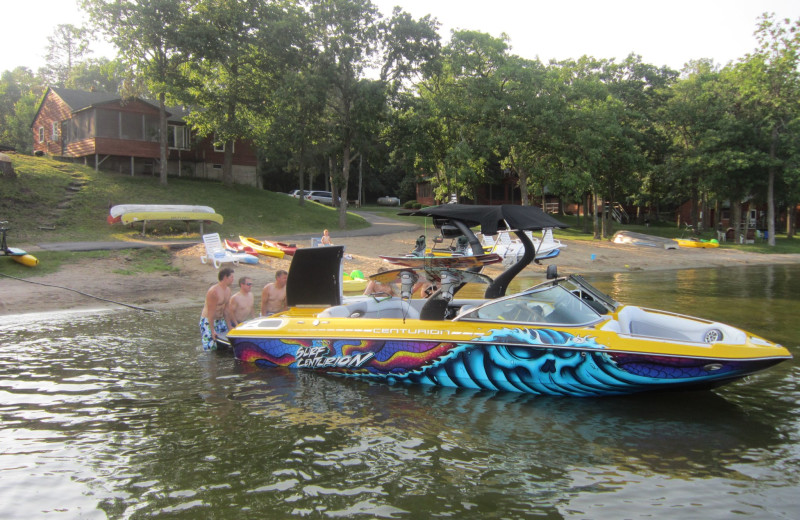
[[1, 265, 799, 519]]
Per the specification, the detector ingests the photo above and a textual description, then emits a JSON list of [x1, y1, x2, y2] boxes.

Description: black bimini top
[[401, 204, 567, 235]]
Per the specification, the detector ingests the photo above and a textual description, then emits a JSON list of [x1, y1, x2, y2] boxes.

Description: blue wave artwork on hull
[[375, 327, 742, 397]]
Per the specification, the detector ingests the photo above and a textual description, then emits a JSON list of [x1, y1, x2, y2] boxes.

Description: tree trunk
[[732, 202, 742, 242], [338, 144, 350, 229], [744, 201, 753, 244], [767, 126, 778, 246], [158, 92, 168, 186], [517, 165, 529, 206], [223, 138, 234, 187], [592, 191, 600, 239], [787, 204, 796, 239]]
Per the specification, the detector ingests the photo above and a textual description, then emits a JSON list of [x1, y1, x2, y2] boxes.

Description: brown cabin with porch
[[31, 87, 258, 185]]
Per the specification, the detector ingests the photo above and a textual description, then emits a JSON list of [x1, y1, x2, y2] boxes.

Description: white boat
[[108, 204, 215, 219], [612, 231, 679, 250], [481, 228, 565, 265]]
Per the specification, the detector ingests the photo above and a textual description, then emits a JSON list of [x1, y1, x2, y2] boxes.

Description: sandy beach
[[2, 227, 800, 316]]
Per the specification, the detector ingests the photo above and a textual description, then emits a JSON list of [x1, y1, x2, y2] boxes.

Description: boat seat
[[318, 298, 420, 320]]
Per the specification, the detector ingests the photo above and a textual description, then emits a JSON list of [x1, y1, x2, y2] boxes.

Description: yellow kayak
[[239, 236, 286, 259], [12, 254, 39, 267], [676, 238, 720, 248], [120, 211, 224, 225]]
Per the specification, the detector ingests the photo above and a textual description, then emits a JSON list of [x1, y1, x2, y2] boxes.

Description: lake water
[[1, 265, 799, 519]]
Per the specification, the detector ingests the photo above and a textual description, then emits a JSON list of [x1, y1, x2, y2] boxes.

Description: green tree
[[66, 57, 126, 93], [309, 0, 438, 227], [43, 24, 91, 87], [0, 68, 44, 152], [733, 13, 800, 246], [81, 0, 194, 186], [179, 0, 302, 187]]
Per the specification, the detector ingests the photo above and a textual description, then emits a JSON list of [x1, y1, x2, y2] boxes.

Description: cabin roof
[[35, 87, 188, 125]]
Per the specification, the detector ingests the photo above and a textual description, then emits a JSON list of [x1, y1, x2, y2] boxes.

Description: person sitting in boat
[[200, 267, 234, 351], [321, 229, 333, 246], [413, 279, 438, 298], [363, 267, 397, 297], [227, 276, 255, 328], [260, 270, 288, 316]]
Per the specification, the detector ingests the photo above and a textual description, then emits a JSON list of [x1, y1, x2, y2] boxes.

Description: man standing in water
[[260, 270, 288, 316], [200, 267, 234, 350], [227, 276, 255, 329]]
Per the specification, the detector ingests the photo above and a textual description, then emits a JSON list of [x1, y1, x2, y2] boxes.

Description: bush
[[403, 200, 417, 209], [413, 202, 422, 209]]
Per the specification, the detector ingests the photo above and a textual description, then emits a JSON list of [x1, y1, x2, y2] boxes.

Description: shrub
[[403, 200, 417, 209]]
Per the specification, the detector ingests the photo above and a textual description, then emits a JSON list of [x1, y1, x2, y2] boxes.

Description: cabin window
[[96, 109, 119, 138], [51, 122, 59, 140], [144, 115, 159, 142], [213, 134, 234, 153], [38, 127, 44, 143], [212, 164, 223, 170], [120, 111, 142, 140], [168, 125, 190, 150]]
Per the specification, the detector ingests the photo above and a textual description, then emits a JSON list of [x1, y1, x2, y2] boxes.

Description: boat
[[223, 204, 791, 397], [119, 211, 223, 225], [261, 239, 297, 256], [239, 236, 286, 259], [0, 221, 39, 267], [107, 204, 216, 224], [676, 238, 720, 249], [480, 229, 564, 265], [418, 226, 563, 265], [612, 230, 679, 250], [224, 238, 257, 255]]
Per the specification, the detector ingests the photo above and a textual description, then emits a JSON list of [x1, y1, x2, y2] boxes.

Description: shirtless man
[[260, 270, 288, 316], [200, 267, 234, 351], [227, 276, 255, 329]]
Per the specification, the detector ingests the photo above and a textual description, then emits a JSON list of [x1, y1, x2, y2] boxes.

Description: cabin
[[31, 87, 258, 186]]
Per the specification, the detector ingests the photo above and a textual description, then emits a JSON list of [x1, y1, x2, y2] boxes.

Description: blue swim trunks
[[199, 317, 229, 351]]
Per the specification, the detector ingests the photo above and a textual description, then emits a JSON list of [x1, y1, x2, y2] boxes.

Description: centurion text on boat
[[222, 204, 791, 397]]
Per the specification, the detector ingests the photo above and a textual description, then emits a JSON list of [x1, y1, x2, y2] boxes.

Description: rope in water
[[0, 272, 157, 312]]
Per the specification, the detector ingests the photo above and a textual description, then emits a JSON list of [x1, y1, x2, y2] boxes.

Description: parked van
[[305, 191, 333, 205]]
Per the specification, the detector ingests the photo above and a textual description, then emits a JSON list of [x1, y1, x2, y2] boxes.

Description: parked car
[[305, 191, 333, 205], [377, 196, 401, 206], [288, 189, 309, 198]]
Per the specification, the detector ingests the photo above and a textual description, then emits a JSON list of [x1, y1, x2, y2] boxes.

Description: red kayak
[[225, 239, 258, 255], [262, 239, 297, 256]]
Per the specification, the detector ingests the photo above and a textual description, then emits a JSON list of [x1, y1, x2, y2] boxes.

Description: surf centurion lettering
[[372, 328, 445, 335], [295, 346, 374, 368]]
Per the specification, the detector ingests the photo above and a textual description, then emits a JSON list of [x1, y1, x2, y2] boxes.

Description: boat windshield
[[458, 284, 603, 326]]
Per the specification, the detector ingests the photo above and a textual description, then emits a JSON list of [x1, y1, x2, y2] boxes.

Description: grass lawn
[[3, 154, 798, 263], [3, 154, 369, 244]]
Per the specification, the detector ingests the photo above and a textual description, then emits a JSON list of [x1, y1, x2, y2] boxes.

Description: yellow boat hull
[[11, 254, 38, 267], [676, 239, 719, 248], [239, 236, 285, 259], [120, 211, 224, 225]]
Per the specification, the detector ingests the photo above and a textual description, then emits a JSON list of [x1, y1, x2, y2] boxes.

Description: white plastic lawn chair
[[540, 228, 563, 248], [201, 233, 240, 268]]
